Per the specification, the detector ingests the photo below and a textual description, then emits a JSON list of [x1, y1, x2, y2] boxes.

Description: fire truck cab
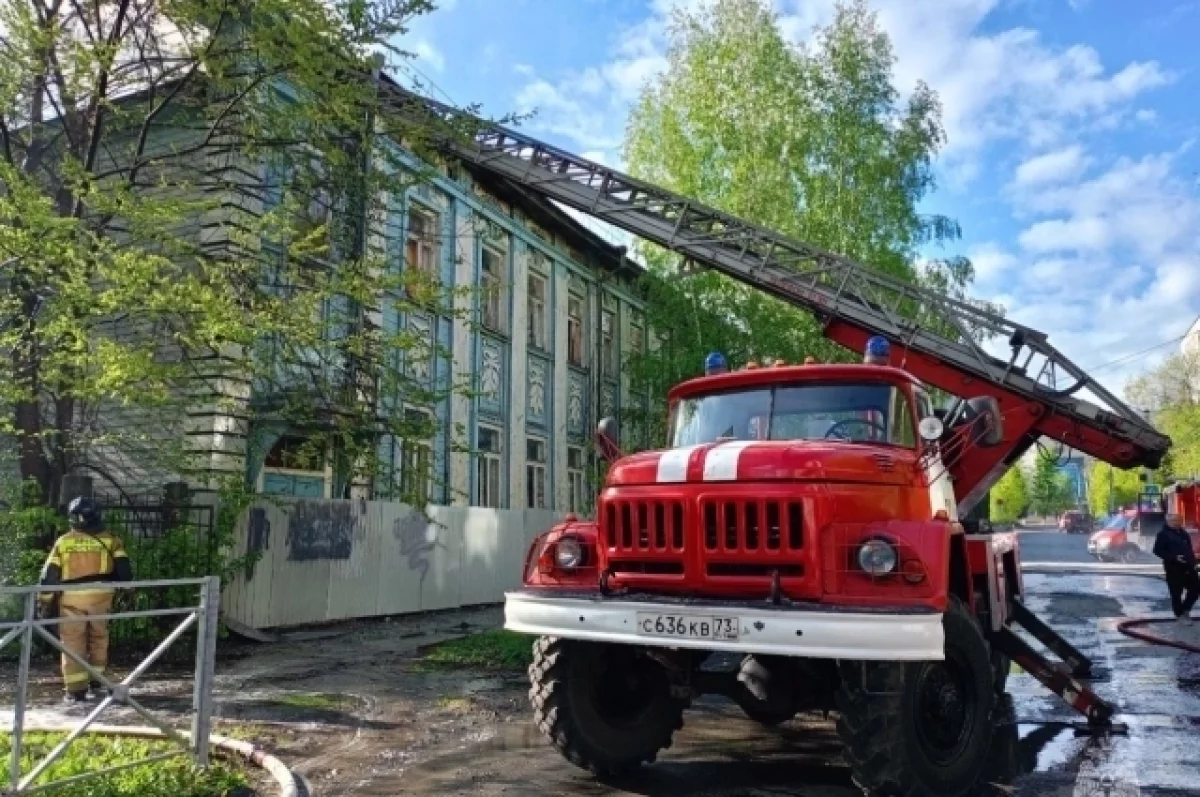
[[507, 357, 1025, 796]]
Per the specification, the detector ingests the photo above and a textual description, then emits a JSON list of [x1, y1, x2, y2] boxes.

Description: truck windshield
[[669, 382, 915, 448]]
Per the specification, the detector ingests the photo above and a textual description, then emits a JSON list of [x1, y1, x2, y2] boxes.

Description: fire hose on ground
[[1021, 561, 1200, 654]]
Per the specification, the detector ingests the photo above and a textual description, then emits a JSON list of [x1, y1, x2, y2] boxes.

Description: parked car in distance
[[1088, 513, 1136, 562], [1059, 509, 1092, 534]]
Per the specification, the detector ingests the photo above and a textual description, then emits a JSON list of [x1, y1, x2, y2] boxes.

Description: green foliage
[[416, 629, 533, 672], [0, 0, 485, 506], [1087, 461, 1146, 518], [0, 732, 246, 796], [1027, 453, 1074, 518], [1125, 351, 1200, 482], [990, 467, 1028, 523], [622, 0, 982, 431]]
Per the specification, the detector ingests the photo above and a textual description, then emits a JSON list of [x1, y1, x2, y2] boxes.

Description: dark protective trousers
[[1164, 563, 1200, 618]]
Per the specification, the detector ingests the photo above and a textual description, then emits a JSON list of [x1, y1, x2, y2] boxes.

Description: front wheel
[[836, 597, 995, 796], [527, 637, 686, 777]]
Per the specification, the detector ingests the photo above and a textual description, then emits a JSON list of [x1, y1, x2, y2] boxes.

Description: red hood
[[1090, 528, 1126, 543], [606, 440, 917, 487]]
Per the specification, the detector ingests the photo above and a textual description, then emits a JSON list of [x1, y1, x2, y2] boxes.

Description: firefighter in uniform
[[38, 497, 132, 703]]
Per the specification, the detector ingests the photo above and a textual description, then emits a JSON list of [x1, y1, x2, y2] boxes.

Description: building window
[[399, 408, 434, 507], [476, 425, 504, 508], [261, 434, 327, 498], [601, 309, 616, 376], [568, 293, 585, 366], [568, 446, 587, 514], [481, 247, 506, 333], [528, 271, 548, 351], [527, 438, 547, 509], [405, 205, 439, 275], [629, 313, 644, 357]]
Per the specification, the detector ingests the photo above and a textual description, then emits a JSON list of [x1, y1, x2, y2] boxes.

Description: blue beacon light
[[705, 352, 729, 376]]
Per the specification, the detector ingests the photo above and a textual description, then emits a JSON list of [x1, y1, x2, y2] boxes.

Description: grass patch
[[272, 692, 347, 711], [1, 732, 248, 796], [1010, 661, 1024, 674], [417, 630, 534, 672]]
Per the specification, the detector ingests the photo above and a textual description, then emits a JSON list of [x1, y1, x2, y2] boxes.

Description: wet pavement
[[6, 527, 1200, 795]]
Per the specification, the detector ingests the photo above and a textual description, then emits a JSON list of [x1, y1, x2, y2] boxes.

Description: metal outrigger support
[[992, 600, 1125, 735]]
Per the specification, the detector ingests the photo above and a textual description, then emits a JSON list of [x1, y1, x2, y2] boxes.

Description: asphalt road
[[402, 525, 1200, 797]]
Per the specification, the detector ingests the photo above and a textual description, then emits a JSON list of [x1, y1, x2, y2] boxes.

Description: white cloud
[[412, 39, 445, 72], [1013, 146, 1090, 188]]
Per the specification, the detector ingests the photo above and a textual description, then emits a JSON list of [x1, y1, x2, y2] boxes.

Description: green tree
[[623, 0, 986, 440], [1027, 453, 1074, 518], [990, 466, 1028, 523], [1125, 351, 1200, 481], [0, 0, 484, 505], [1086, 461, 1145, 518]]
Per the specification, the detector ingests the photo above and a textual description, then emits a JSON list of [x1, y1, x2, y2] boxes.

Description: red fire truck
[[396, 82, 1171, 797]]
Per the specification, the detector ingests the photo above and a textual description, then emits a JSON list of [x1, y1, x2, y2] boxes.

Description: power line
[[1082, 334, 1187, 375]]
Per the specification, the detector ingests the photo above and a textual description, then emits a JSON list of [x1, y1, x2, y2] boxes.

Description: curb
[[22, 724, 299, 797], [1020, 561, 1163, 577]]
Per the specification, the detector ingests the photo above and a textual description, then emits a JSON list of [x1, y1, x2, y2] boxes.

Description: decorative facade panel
[[568, 373, 587, 440], [406, 312, 433, 385], [600, 382, 616, 419], [528, 355, 549, 427], [480, 337, 505, 418]]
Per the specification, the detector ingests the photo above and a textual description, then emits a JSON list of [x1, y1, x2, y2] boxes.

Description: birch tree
[[0, 0, 477, 504]]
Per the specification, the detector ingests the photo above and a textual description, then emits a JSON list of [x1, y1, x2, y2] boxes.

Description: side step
[[992, 601, 1120, 731]]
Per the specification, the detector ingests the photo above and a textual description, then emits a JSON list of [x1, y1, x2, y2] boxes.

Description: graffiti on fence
[[287, 501, 355, 561], [246, 508, 270, 579], [393, 508, 443, 591]]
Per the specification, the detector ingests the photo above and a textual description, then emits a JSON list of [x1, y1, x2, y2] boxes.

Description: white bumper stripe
[[656, 445, 701, 483], [504, 592, 945, 661], [702, 440, 756, 481]]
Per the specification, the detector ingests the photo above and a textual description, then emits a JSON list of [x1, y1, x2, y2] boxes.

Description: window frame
[[526, 436, 548, 509], [567, 446, 587, 514], [480, 246, 507, 334], [601, 308, 616, 375], [527, 269, 549, 351], [397, 406, 436, 507], [404, 203, 440, 277], [567, 292, 585, 367], [475, 424, 505, 508]]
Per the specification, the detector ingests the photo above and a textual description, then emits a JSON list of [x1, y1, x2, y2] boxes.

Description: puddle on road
[[396, 695, 1164, 797]]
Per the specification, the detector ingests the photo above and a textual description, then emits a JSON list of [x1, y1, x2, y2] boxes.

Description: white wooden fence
[[222, 498, 562, 629]]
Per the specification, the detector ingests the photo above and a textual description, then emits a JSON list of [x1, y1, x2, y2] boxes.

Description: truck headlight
[[554, 537, 584, 569], [858, 539, 898, 575]]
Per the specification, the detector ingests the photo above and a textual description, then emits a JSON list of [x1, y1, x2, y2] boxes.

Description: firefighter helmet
[[67, 497, 102, 532]]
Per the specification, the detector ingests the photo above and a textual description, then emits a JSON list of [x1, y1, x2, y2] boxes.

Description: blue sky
[[396, 0, 1200, 397]]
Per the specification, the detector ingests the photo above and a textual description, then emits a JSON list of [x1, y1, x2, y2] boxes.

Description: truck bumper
[[504, 590, 945, 661]]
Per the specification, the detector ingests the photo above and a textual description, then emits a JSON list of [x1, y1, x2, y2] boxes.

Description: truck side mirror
[[596, 417, 623, 463], [961, 396, 1004, 447]]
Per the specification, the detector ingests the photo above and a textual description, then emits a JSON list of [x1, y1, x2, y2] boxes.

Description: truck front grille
[[701, 499, 804, 554], [604, 499, 686, 553]]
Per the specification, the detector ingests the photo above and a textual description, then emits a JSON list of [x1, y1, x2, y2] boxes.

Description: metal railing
[[1, 577, 219, 795]]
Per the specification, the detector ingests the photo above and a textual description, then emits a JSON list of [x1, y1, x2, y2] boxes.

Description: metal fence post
[[190, 576, 220, 767], [10, 592, 35, 792]]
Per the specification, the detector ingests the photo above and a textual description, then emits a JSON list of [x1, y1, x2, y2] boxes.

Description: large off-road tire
[[991, 651, 1011, 695], [527, 636, 686, 777], [836, 597, 995, 797]]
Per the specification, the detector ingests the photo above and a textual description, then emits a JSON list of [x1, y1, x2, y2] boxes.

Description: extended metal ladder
[[379, 80, 1167, 480]]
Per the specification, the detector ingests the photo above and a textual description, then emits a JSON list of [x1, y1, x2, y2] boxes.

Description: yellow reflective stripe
[[100, 550, 110, 574], [63, 671, 90, 685]]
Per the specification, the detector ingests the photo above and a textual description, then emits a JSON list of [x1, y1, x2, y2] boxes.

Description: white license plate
[[635, 613, 739, 641]]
